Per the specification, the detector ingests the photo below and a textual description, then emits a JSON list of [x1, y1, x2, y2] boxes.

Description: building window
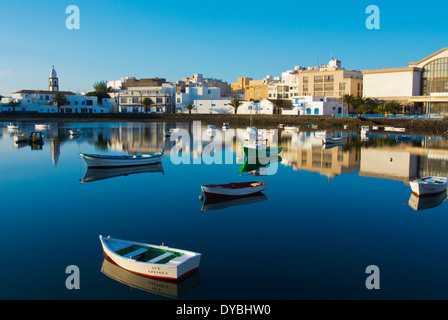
[[314, 76, 323, 83], [324, 75, 334, 82], [314, 108, 319, 115], [422, 58, 448, 95]]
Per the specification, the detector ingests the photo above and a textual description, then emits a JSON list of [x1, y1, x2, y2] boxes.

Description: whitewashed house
[[286, 96, 344, 115]]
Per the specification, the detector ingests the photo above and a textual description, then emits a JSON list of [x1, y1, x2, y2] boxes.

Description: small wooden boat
[[7, 122, 18, 130], [201, 181, 267, 198], [69, 129, 81, 136], [314, 131, 328, 137], [322, 136, 345, 144], [79, 148, 164, 168], [35, 124, 50, 130], [284, 126, 299, 132], [99, 235, 201, 280], [242, 146, 282, 157], [409, 176, 448, 197]]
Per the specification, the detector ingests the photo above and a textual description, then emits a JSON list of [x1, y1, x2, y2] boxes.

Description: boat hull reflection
[[408, 190, 447, 211], [101, 256, 201, 299], [201, 192, 267, 212], [80, 162, 164, 183]]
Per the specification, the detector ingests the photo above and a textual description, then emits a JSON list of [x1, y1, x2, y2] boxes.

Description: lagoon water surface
[[1, 121, 448, 300]]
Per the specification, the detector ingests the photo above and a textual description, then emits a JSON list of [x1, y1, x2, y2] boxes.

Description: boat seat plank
[[148, 252, 173, 263], [123, 248, 148, 259]]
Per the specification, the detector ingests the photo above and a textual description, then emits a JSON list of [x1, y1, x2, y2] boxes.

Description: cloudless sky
[[0, 0, 447, 95]]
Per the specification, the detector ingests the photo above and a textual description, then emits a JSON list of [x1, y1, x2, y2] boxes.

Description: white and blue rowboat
[[79, 148, 164, 168], [99, 235, 201, 280], [322, 136, 345, 144], [409, 176, 448, 197]]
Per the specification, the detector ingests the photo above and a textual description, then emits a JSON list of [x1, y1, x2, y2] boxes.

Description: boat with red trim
[[201, 181, 267, 198], [99, 235, 201, 280]]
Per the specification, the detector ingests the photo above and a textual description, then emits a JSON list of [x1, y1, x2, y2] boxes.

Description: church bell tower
[[49, 65, 59, 92]]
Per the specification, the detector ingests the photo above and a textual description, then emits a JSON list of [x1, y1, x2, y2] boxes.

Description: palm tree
[[341, 94, 355, 113], [357, 104, 371, 115], [228, 98, 242, 114], [49, 92, 68, 113], [375, 104, 388, 115], [140, 97, 154, 113], [387, 101, 402, 115], [184, 103, 195, 114]]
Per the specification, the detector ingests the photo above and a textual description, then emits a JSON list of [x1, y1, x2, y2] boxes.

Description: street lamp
[[428, 77, 433, 117]]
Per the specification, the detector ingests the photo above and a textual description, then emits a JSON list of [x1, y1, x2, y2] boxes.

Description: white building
[[1, 66, 111, 113], [117, 83, 175, 113], [286, 96, 344, 115], [176, 84, 221, 113]]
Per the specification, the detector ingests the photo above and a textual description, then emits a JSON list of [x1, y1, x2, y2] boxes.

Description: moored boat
[[314, 131, 328, 137], [322, 136, 345, 144], [201, 181, 267, 198], [242, 146, 282, 157], [79, 148, 164, 168], [69, 129, 81, 136], [361, 126, 370, 135], [35, 124, 50, 130], [409, 176, 448, 197], [7, 122, 18, 130], [284, 126, 299, 132], [99, 235, 201, 280]]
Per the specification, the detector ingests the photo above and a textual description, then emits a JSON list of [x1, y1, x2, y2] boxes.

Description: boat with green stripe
[[99, 235, 201, 280]]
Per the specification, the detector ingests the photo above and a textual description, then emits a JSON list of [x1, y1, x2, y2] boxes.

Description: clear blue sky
[[0, 0, 447, 96]]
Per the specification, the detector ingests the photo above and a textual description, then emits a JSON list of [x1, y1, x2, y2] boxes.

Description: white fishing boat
[[35, 124, 50, 130], [372, 126, 379, 130], [409, 176, 448, 197], [7, 122, 18, 130], [393, 127, 406, 132], [284, 126, 299, 133], [99, 235, 201, 280], [69, 129, 81, 136], [79, 148, 164, 168], [201, 181, 267, 198], [322, 136, 346, 144], [384, 127, 395, 132], [314, 131, 328, 137], [243, 127, 266, 142]]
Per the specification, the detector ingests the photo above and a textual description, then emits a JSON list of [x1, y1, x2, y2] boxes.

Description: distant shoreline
[[1, 113, 447, 136]]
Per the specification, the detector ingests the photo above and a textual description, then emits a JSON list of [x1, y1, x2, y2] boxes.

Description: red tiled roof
[[12, 90, 76, 95]]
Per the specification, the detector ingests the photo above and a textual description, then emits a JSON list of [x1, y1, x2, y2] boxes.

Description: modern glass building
[[363, 48, 448, 115]]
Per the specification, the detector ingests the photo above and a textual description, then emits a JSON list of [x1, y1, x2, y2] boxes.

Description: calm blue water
[[1, 121, 447, 300]]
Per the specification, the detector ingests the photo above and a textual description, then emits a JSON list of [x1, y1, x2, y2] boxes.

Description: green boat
[[242, 146, 282, 158]]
